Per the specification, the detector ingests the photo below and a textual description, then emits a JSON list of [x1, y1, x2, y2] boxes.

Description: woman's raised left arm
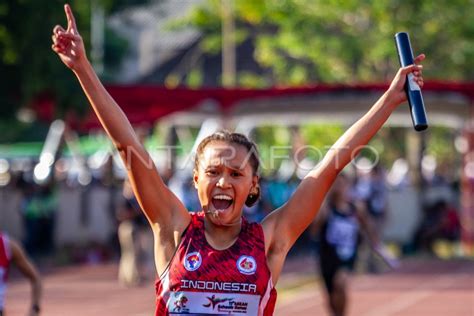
[[263, 55, 425, 259]]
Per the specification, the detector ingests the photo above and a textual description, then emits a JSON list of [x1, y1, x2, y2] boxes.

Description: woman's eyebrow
[[228, 165, 245, 171]]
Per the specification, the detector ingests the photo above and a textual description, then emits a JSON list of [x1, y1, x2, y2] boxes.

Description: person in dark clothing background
[[311, 174, 397, 316]]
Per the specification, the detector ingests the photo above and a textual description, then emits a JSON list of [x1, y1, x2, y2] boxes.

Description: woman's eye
[[231, 172, 241, 177], [206, 170, 217, 176]]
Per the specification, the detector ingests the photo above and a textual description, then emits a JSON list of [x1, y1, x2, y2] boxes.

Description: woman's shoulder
[[244, 218, 265, 239]]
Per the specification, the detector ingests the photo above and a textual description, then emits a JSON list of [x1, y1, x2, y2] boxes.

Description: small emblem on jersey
[[184, 252, 202, 271], [237, 255, 257, 275], [172, 292, 189, 313]]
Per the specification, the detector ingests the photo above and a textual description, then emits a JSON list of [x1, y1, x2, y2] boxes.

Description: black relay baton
[[394, 32, 428, 131]]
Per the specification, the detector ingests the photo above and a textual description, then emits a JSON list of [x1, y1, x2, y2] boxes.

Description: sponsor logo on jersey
[[203, 294, 249, 313], [203, 294, 234, 309], [237, 255, 257, 275], [184, 252, 202, 271]]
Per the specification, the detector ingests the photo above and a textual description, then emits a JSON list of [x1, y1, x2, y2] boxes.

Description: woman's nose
[[216, 175, 231, 188]]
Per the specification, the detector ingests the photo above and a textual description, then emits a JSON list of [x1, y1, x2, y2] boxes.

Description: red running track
[[5, 257, 474, 315]]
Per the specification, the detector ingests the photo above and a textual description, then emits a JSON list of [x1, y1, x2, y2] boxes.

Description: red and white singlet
[[155, 212, 277, 315], [0, 233, 11, 310]]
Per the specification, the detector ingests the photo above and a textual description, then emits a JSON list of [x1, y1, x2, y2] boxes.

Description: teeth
[[213, 194, 233, 200]]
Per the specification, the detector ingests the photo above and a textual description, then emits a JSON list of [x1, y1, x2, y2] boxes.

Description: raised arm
[[51, 5, 190, 238], [10, 238, 42, 315], [263, 57, 425, 265]]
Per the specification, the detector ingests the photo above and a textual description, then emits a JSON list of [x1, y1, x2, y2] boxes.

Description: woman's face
[[194, 141, 257, 226]]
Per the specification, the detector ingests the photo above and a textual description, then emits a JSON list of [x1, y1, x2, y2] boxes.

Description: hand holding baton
[[394, 32, 428, 131]]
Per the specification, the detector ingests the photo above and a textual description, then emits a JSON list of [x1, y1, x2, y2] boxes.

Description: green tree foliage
[[177, 0, 472, 172], [0, 0, 144, 142], [180, 0, 474, 86], [426, 126, 457, 168]]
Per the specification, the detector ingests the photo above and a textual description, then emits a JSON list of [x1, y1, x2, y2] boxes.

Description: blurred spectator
[[414, 199, 460, 256], [263, 170, 298, 210], [117, 179, 148, 287], [19, 182, 57, 257], [366, 165, 388, 220], [168, 173, 200, 212], [387, 158, 411, 189]]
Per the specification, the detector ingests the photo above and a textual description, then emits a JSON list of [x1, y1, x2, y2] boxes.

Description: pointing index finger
[[64, 4, 78, 33]]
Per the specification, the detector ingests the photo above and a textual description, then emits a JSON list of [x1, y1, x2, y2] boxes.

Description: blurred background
[[0, 0, 473, 313]]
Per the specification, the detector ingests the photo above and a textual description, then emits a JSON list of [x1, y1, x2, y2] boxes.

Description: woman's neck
[[203, 216, 242, 250]]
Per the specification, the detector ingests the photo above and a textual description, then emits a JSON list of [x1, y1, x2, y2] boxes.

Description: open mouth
[[211, 194, 234, 211]]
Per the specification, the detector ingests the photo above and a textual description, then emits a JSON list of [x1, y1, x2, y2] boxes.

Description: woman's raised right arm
[[52, 4, 190, 232]]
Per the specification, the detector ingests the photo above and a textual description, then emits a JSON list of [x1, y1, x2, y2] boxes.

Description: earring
[[246, 186, 260, 207], [249, 186, 259, 197]]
